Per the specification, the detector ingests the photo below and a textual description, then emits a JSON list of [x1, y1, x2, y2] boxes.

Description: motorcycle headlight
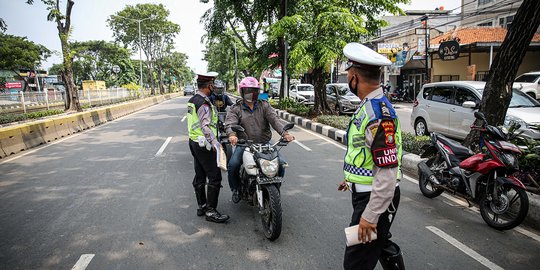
[[502, 153, 518, 169], [504, 115, 528, 129], [260, 158, 279, 177]]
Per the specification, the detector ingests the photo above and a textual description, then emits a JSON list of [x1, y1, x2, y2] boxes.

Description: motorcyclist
[[210, 80, 233, 112], [224, 77, 295, 203]]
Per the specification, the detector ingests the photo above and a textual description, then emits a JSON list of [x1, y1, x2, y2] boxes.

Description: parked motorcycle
[[390, 89, 412, 103], [418, 112, 529, 230], [229, 123, 294, 240]]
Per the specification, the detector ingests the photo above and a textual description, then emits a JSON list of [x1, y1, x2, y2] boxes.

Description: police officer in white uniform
[[338, 43, 405, 270]]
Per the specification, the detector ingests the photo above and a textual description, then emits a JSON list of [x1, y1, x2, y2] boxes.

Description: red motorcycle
[[418, 112, 529, 230]]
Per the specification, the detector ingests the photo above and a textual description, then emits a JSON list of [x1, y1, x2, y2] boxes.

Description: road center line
[[426, 226, 504, 270], [71, 254, 95, 270], [293, 140, 312, 152], [155, 137, 172, 157], [279, 119, 347, 150]]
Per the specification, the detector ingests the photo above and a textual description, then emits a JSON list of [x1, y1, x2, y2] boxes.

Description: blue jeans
[[227, 146, 286, 191]]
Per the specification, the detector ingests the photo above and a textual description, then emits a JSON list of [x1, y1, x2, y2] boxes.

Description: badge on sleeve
[[371, 119, 398, 168]]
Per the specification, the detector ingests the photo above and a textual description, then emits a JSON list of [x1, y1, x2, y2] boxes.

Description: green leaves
[[0, 33, 50, 70]]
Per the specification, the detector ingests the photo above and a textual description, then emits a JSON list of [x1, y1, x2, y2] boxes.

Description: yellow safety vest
[[187, 94, 218, 141], [343, 97, 402, 185]]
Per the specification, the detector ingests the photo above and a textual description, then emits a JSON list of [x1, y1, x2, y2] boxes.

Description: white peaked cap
[[343, 42, 392, 67]]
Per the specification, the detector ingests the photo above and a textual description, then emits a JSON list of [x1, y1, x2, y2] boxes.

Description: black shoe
[[232, 190, 240, 203], [205, 208, 230, 223], [197, 204, 207, 217]]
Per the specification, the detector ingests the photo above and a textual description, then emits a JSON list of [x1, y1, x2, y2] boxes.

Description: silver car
[[290, 83, 315, 105], [411, 81, 540, 140], [325, 83, 362, 114]]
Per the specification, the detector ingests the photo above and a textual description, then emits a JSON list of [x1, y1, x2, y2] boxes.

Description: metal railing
[[0, 88, 144, 114]]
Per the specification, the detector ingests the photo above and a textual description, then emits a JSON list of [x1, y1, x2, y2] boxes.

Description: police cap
[[343, 43, 391, 71]]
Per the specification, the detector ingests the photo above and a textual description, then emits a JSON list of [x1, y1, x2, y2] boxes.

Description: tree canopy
[[0, 33, 51, 71]]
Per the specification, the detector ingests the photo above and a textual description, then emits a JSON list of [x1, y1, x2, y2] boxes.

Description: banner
[[377, 43, 402, 54]]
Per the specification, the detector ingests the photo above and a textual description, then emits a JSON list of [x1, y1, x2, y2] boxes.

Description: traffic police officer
[[187, 72, 229, 223], [338, 43, 405, 270]]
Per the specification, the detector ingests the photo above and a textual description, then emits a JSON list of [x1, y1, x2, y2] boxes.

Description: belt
[[347, 182, 400, 193]]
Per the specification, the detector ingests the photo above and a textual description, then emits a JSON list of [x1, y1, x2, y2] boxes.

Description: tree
[[70, 40, 137, 87], [108, 3, 180, 95], [464, 0, 540, 146], [201, 0, 283, 77], [158, 51, 194, 91], [270, 0, 405, 114], [26, 0, 81, 111], [0, 33, 50, 91]]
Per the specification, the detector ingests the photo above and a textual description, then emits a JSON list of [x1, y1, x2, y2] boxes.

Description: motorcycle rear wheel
[[260, 184, 282, 241], [480, 184, 529, 231], [418, 156, 445, 198]]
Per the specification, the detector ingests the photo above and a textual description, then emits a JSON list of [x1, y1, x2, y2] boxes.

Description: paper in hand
[[216, 145, 227, 171], [345, 224, 377, 247]]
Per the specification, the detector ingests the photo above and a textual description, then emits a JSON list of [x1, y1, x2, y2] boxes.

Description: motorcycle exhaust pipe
[[418, 161, 441, 185]]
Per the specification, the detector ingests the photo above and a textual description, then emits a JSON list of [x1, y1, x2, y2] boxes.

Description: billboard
[[377, 43, 402, 54]]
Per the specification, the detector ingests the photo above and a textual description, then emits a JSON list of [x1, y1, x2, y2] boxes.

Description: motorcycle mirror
[[474, 112, 487, 122], [283, 123, 295, 132], [231, 125, 245, 133]]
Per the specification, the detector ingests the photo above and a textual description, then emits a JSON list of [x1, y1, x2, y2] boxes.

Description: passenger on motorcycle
[[209, 80, 233, 112], [224, 77, 295, 203]]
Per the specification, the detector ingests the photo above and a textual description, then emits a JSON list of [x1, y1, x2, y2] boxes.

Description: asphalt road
[[0, 97, 539, 270]]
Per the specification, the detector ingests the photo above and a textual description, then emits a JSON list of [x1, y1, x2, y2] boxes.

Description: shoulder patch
[[371, 119, 398, 168]]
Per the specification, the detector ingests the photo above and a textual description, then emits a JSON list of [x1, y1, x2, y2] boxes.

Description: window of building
[[433, 75, 460, 82], [478, 21, 493, 27], [478, 0, 494, 6], [499, 14, 515, 28]]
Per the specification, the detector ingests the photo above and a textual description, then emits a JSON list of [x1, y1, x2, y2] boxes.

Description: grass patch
[[0, 109, 65, 125]]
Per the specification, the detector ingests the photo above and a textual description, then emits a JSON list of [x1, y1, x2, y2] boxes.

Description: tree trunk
[[464, 0, 540, 146], [313, 67, 331, 114], [158, 68, 165, 94], [57, 0, 81, 112]]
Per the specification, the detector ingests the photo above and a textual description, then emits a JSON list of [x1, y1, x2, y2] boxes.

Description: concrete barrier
[[40, 119, 59, 143], [0, 93, 179, 158], [52, 117, 72, 138], [20, 122, 46, 149], [0, 126, 26, 155]]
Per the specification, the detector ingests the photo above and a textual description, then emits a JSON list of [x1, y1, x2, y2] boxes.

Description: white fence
[[0, 88, 142, 114]]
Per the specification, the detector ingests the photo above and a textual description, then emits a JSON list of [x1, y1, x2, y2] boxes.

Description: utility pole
[[116, 15, 151, 97], [421, 15, 430, 83], [280, 0, 288, 99]]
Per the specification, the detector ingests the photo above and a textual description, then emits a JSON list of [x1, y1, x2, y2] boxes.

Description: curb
[[274, 108, 540, 231]]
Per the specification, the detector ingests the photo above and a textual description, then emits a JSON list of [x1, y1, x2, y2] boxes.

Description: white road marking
[[71, 254, 95, 270], [155, 137, 172, 157], [293, 140, 312, 152], [404, 174, 540, 244], [426, 226, 504, 270], [181, 115, 187, 122], [0, 99, 178, 165]]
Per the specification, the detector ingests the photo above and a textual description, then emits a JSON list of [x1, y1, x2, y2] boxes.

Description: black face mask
[[348, 75, 358, 97]]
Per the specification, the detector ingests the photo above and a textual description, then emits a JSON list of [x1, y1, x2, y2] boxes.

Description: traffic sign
[[4, 82, 22, 89], [112, 65, 121, 74]]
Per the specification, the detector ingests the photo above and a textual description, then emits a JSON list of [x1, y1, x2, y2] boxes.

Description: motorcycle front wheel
[[260, 184, 282, 241], [480, 184, 529, 231], [418, 156, 445, 198]]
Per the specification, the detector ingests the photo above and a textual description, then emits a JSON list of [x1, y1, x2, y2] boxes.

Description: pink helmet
[[238, 77, 260, 95]]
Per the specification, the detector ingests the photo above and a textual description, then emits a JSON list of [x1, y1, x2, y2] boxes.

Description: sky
[[0, 0, 460, 73]]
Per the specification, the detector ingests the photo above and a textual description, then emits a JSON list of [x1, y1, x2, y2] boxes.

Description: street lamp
[[115, 15, 151, 97]]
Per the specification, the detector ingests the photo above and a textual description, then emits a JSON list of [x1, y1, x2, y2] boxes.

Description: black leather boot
[[206, 186, 229, 223], [194, 185, 207, 217], [379, 241, 405, 270]]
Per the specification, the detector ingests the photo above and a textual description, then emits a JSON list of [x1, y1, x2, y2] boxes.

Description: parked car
[[513, 71, 540, 100], [325, 83, 362, 114], [184, 85, 195, 96], [289, 84, 315, 105], [411, 81, 540, 140]]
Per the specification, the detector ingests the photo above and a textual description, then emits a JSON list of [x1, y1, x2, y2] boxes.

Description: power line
[[375, 0, 520, 43]]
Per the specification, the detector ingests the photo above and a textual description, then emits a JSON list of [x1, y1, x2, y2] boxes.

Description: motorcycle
[[389, 89, 412, 103], [417, 112, 529, 230], [217, 112, 232, 162], [229, 123, 294, 240]]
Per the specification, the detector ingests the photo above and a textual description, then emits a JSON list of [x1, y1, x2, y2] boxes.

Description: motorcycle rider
[[338, 43, 405, 270], [187, 72, 229, 223], [224, 77, 295, 203], [210, 79, 233, 112]]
